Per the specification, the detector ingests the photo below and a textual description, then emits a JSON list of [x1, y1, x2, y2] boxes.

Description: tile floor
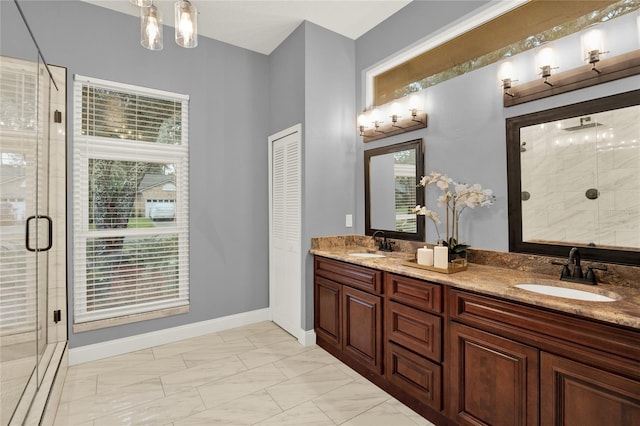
[[54, 321, 435, 425]]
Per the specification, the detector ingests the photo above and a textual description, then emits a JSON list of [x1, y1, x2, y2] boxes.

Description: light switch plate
[[345, 214, 353, 227]]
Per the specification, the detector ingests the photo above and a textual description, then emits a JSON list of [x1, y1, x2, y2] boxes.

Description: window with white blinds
[[73, 75, 189, 325]]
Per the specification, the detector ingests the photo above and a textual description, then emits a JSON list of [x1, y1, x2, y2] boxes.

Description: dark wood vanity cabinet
[[314, 256, 640, 426], [314, 257, 383, 375], [448, 289, 640, 426], [385, 273, 444, 412]]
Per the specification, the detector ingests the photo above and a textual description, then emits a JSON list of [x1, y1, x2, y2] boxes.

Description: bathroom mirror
[[365, 139, 425, 241], [506, 89, 640, 265]]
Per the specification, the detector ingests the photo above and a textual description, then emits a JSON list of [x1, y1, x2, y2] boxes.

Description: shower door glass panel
[[0, 55, 52, 425]]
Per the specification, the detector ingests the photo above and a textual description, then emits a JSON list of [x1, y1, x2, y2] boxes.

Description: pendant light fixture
[[130, 0, 152, 6], [141, 3, 163, 51], [175, 0, 198, 48]]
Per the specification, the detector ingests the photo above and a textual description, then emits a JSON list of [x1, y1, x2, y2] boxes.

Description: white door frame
[[268, 124, 307, 345]]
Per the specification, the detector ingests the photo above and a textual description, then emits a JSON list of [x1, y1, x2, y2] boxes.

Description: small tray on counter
[[402, 259, 468, 274]]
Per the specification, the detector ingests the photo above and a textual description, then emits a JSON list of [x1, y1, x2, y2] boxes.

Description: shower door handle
[[25, 215, 53, 252]]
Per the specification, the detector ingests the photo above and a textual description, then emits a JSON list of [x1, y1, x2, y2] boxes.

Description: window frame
[[72, 75, 190, 330]]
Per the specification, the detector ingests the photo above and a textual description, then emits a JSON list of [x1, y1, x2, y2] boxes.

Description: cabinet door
[[342, 286, 383, 374], [449, 322, 539, 426], [314, 276, 342, 350], [541, 352, 640, 426]]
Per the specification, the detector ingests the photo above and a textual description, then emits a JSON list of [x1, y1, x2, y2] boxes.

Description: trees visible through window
[[73, 76, 189, 326]]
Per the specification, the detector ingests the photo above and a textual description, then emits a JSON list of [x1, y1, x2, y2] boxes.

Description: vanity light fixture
[[175, 0, 198, 48], [358, 113, 368, 136], [371, 108, 385, 134], [389, 102, 403, 128], [498, 60, 516, 97], [141, 3, 163, 51], [408, 93, 425, 124], [357, 92, 428, 143], [581, 24, 607, 73], [535, 44, 557, 86]]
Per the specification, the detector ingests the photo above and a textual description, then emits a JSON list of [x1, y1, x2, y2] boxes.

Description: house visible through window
[[73, 76, 189, 327]]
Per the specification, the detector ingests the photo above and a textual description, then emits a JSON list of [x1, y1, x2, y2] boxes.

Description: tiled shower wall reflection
[[521, 105, 640, 249]]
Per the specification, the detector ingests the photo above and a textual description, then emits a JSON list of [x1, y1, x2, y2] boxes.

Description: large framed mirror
[[506, 89, 640, 265], [365, 138, 425, 241]]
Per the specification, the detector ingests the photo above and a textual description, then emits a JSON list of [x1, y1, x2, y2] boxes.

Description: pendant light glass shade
[[130, 0, 152, 6], [175, 0, 198, 48], [141, 4, 163, 51]]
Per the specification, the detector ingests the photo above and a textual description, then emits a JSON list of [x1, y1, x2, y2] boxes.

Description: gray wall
[[354, 1, 640, 250], [1, 1, 270, 348], [302, 22, 356, 330], [269, 21, 356, 330], [268, 24, 305, 135]]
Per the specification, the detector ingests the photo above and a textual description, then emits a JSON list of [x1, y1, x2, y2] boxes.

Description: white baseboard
[[299, 329, 316, 347], [69, 308, 271, 365]]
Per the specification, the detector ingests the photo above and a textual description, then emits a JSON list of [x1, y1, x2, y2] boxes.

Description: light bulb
[[141, 5, 163, 51], [371, 108, 382, 124], [175, 0, 198, 48], [131, 0, 152, 6], [498, 61, 514, 82], [408, 94, 422, 111], [389, 102, 403, 121], [581, 25, 605, 64]]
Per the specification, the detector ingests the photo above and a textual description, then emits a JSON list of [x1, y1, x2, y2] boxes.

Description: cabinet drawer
[[386, 341, 442, 411], [448, 289, 640, 365], [386, 300, 442, 362], [315, 257, 382, 294], [386, 273, 442, 313]]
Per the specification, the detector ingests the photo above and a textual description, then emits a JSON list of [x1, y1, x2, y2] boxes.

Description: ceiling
[[82, 0, 413, 55]]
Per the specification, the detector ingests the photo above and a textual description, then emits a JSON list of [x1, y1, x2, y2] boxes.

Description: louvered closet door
[[269, 125, 301, 341]]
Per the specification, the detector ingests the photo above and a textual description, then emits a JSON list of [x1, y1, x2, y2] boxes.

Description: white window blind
[[73, 75, 189, 325]]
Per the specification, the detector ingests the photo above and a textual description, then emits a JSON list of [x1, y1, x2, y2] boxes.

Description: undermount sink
[[348, 252, 386, 258], [515, 284, 619, 302]]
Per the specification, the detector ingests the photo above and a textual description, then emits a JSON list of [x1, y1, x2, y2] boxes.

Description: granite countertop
[[310, 245, 640, 330]]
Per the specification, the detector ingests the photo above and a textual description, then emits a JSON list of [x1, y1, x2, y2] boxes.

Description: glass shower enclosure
[[0, 3, 67, 423]]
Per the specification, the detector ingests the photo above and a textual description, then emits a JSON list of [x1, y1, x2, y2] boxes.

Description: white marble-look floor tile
[[265, 364, 354, 410], [111, 355, 187, 377], [312, 379, 391, 424], [383, 398, 437, 426], [65, 349, 156, 378], [59, 374, 98, 403], [54, 322, 437, 426], [246, 327, 297, 348], [197, 363, 289, 408], [255, 401, 336, 426], [238, 339, 311, 369], [92, 388, 206, 426], [96, 373, 159, 395], [152, 333, 225, 359], [217, 321, 281, 342], [273, 347, 341, 379], [54, 378, 165, 425], [161, 355, 247, 395], [179, 338, 257, 368], [341, 402, 421, 426], [173, 390, 282, 426]]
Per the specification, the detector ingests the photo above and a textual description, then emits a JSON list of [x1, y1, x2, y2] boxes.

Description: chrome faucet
[[371, 230, 394, 252], [553, 247, 607, 285]]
